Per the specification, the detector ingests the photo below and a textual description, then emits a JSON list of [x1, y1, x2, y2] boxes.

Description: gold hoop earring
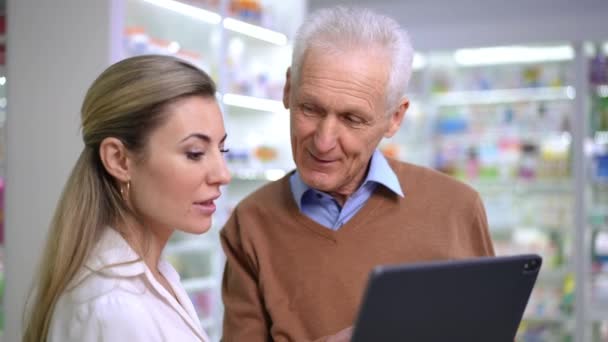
[[120, 181, 131, 201]]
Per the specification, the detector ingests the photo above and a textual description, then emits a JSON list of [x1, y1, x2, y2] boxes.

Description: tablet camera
[[523, 259, 541, 274]]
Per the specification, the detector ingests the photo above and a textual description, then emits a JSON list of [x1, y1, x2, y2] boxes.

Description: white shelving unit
[[582, 41, 608, 342], [0, 53, 6, 339], [383, 44, 578, 341], [122, 1, 303, 340], [430, 86, 575, 107], [117, 3, 603, 341]]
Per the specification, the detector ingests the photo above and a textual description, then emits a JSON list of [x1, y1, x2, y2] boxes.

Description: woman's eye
[[220, 148, 230, 154], [186, 151, 204, 160]]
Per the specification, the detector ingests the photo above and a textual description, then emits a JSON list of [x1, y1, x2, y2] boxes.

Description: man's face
[[283, 47, 406, 200]]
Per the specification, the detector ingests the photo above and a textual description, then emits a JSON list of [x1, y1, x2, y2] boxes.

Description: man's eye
[[301, 104, 316, 114], [343, 114, 364, 125], [186, 151, 204, 160]]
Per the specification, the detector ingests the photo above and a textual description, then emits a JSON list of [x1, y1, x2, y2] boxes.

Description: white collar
[[68, 227, 209, 341]]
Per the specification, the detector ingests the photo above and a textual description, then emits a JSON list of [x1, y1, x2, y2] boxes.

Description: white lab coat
[[47, 228, 210, 342]]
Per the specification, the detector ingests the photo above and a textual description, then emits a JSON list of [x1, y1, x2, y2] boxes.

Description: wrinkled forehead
[[296, 50, 391, 115], [300, 44, 390, 79], [298, 46, 390, 97]]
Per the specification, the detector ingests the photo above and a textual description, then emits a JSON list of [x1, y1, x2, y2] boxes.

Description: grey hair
[[290, 6, 414, 110]]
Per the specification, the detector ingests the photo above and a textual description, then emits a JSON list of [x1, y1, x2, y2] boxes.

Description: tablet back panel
[[351, 254, 541, 342]]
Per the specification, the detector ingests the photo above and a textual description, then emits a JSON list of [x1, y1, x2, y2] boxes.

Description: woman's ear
[[99, 137, 131, 182]]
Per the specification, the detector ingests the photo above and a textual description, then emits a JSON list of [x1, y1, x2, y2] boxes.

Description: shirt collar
[[69, 228, 208, 340], [290, 170, 311, 210], [67, 228, 146, 290], [366, 149, 404, 197], [290, 149, 404, 208]]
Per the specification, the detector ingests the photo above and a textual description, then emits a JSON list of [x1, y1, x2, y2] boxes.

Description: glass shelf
[[587, 305, 608, 321], [164, 238, 215, 255], [201, 317, 216, 329], [523, 314, 570, 323], [468, 179, 572, 193], [431, 86, 575, 107], [229, 167, 288, 181], [182, 276, 219, 292], [223, 17, 287, 46], [222, 93, 286, 113]]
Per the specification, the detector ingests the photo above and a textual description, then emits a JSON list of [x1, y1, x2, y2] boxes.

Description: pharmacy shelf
[[229, 167, 289, 181], [222, 93, 286, 113], [594, 85, 608, 98], [182, 277, 219, 293], [468, 179, 572, 194], [164, 238, 215, 255], [491, 224, 569, 235], [537, 268, 570, 285], [201, 317, 216, 329], [139, 0, 287, 46], [587, 305, 608, 321], [431, 86, 575, 107], [523, 314, 570, 323], [125, 2, 302, 342], [434, 131, 573, 148], [223, 17, 288, 46]]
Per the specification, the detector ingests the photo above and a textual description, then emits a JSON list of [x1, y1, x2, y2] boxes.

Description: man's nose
[[313, 115, 338, 153]]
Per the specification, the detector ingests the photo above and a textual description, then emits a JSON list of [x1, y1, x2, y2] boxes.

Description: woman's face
[[128, 95, 231, 236]]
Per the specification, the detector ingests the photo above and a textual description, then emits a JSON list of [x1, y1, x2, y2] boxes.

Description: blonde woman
[[22, 55, 231, 342]]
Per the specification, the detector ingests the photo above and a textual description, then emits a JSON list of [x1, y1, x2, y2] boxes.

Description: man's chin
[[301, 171, 335, 192]]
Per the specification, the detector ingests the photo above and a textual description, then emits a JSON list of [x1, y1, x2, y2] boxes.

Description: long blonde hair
[[22, 55, 217, 342]]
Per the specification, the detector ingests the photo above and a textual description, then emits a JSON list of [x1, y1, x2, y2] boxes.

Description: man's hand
[[326, 326, 353, 342]]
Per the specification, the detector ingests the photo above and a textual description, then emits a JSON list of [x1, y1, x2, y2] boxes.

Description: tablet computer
[[351, 254, 542, 342]]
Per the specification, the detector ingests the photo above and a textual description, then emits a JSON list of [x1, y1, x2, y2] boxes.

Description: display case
[[120, 3, 604, 340], [382, 44, 579, 341], [0, 10, 6, 338], [122, 0, 303, 340], [584, 41, 608, 342]]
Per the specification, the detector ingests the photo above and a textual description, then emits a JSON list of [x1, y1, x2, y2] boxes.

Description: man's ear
[[99, 137, 131, 183], [283, 67, 292, 109], [384, 98, 409, 138]]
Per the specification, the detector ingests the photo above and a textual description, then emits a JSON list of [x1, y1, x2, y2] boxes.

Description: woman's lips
[[193, 200, 216, 214]]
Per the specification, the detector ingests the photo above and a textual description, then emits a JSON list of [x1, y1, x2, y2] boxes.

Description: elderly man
[[220, 6, 495, 342]]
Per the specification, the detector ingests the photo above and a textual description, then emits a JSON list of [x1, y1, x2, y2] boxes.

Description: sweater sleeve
[[220, 208, 271, 342], [472, 193, 495, 257]]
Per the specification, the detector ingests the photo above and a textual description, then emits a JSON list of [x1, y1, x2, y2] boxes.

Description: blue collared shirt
[[290, 150, 404, 230]]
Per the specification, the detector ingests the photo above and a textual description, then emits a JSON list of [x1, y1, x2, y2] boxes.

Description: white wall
[[5, 1, 120, 340], [309, 0, 608, 50]]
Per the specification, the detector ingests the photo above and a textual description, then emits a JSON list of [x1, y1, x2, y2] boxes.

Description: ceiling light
[[142, 0, 221, 24]]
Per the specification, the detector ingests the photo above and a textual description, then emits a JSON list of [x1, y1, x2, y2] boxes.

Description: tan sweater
[[220, 159, 495, 342]]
